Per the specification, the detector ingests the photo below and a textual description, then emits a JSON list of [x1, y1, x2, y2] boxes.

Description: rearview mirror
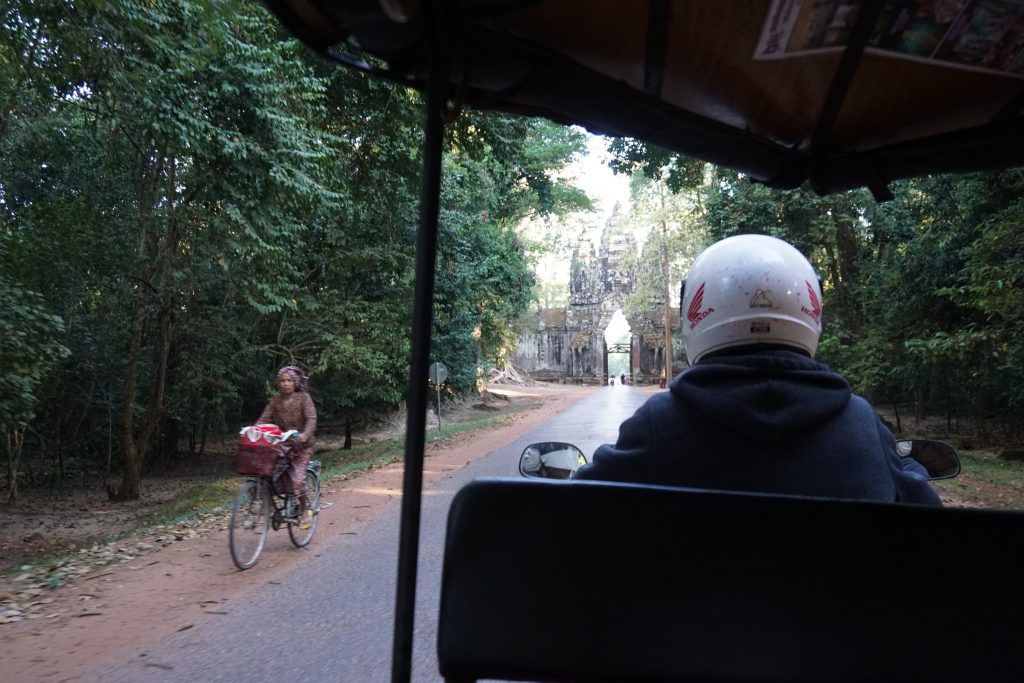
[[896, 439, 961, 480], [519, 442, 587, 480]]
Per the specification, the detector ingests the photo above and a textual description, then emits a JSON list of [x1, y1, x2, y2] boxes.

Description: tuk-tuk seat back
[[438, 478, 1024, 683]]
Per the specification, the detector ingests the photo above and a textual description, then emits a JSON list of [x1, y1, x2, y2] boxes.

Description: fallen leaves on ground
[[0, 507, 229, 624]]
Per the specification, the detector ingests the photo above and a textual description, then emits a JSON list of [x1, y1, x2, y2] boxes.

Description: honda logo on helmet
[[687, 282, 715, 329], [800, 281, 822, 322]]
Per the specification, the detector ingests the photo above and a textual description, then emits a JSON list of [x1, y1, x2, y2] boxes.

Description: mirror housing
[[519, 442, 587, 480], [896, 439, 961, 480]]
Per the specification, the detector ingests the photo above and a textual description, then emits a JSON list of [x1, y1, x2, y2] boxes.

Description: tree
[[2, 0, 340, 498], [0, 0, 606, 499], [619, 173, 709, 369], [607, 138, 706, 193], [0, 260, 69, 501], [434, 116, 589, 394]]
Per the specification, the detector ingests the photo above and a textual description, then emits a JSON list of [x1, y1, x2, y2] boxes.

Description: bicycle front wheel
[[229, 479, 270, 569], [288, 470, 320, 548]]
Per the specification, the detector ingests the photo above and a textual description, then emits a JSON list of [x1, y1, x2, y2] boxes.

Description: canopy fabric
[[263, 0, 1024, 197]]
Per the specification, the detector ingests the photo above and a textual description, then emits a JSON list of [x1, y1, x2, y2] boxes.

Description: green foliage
[[0, 0, 587, 491], [0, 267, 69, 431], [607, 138, 706, 192], [684, 165, 1024, 439], [449, 115, 592, 220], [620, 174, 709, 325]]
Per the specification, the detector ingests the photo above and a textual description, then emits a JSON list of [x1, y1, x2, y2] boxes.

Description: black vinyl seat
[[438, 478, 1024, 683]]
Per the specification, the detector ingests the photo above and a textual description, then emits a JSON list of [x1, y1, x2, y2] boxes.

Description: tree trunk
[[198, 420, 208, 458], [112, 280, 148, 500], [114, 253, 175, 496], [157, 415, 179, 471], [5, 430, 25, 504], [345, 417, 353, 450], [111, 151, 178, 501], [50, 438, 63, 496]]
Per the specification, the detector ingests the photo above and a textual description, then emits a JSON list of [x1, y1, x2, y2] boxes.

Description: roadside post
[[429, 361, 448, 431]]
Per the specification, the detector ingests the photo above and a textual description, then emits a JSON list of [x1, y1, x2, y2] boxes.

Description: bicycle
[[229, 433, 322, 570]]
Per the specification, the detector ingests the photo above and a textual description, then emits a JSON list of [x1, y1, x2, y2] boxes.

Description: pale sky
[[569, 131, 631, 225]]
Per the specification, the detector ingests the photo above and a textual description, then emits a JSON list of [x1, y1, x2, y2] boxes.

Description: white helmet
[[681, 234, 822, 363]]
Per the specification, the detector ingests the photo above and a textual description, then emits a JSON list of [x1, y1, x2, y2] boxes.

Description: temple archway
[[604, 310, 631, 382], [512, 206, 679, 384]]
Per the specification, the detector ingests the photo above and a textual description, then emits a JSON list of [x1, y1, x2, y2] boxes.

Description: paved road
[[95, 384, 651, 683]]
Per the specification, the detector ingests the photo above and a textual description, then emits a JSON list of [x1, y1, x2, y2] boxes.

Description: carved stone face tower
[[565, 203, 633, 379], [514, 203, 677, 384]]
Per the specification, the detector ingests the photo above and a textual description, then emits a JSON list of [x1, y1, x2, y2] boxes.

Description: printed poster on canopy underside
[[755, 0, 1024, 78]]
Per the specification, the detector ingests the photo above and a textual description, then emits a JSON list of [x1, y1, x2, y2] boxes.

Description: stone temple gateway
[[513, 208, 681, 385]]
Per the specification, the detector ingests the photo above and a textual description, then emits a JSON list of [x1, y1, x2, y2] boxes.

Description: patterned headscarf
[[276, 365, 310, 393]]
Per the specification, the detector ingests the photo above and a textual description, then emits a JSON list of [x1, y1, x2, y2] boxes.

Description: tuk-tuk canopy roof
[[265, 0, 1024, 198]]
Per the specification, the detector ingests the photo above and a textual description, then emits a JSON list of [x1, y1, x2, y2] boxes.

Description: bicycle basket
[[236, 424, 287, 476], [236, 441, 282, 477]]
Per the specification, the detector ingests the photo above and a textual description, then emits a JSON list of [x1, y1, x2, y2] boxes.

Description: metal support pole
[[660, 220, 673, 386], [391, 3, 448, 682]]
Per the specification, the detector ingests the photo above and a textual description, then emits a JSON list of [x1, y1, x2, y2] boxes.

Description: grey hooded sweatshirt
[[575, 348, 941, 505]]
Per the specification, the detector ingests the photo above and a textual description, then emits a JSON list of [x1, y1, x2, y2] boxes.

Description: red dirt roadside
[[1, 383, 597, 683]]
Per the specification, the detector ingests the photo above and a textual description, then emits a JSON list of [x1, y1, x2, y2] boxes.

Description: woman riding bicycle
[[257, 365, 318, 529]]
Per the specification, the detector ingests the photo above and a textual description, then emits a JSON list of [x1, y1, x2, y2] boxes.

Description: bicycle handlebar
[[276, 429, 300, 444]]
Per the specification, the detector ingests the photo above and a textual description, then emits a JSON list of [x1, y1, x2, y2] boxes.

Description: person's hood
[[671, 348, 851, 442]]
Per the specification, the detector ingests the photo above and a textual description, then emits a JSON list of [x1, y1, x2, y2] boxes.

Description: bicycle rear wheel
[[288, 470, 320, 547], [229, 479, 270, 569]]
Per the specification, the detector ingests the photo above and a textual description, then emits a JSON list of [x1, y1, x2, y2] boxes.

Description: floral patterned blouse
[[258, 392, 317, 447]]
